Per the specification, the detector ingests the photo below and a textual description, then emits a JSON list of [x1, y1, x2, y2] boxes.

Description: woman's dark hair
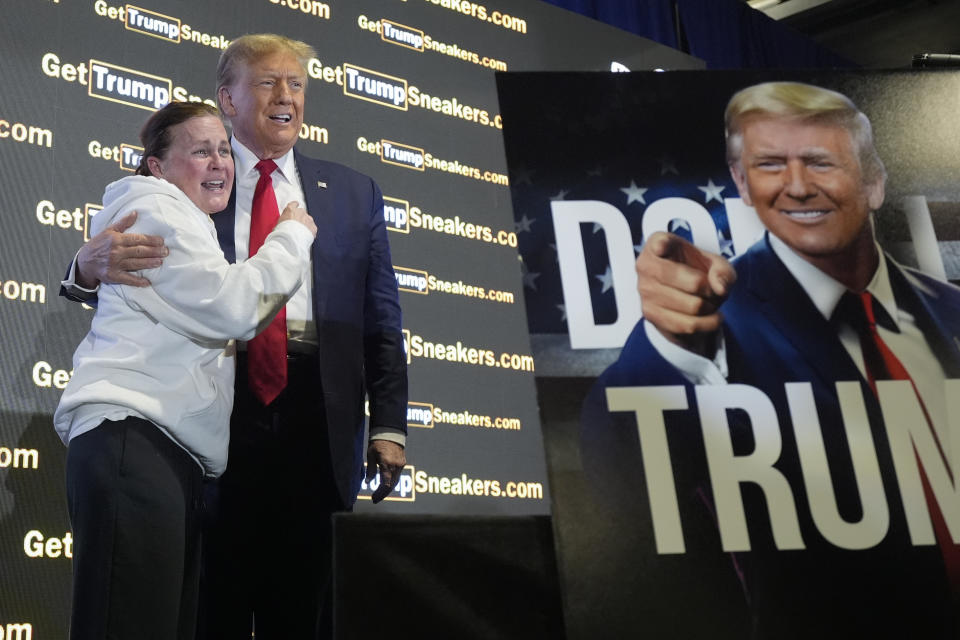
[[136, 102, 221, 176]]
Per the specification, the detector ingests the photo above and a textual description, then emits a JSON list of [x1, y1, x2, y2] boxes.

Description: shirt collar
[[767, 232, 900, 329], [230, 138, 297, 184]]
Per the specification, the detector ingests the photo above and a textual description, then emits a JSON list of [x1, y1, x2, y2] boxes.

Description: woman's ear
[[147, 156, 163, 178]]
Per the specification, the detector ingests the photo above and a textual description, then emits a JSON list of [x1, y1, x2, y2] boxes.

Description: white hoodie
[[54, 175, 314, 477]]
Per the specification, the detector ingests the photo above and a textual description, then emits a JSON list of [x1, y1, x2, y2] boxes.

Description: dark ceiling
[[758, 0, 960, 68]]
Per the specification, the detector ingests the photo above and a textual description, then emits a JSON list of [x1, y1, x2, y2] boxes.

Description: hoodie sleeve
[[112, 189, 314, 344]]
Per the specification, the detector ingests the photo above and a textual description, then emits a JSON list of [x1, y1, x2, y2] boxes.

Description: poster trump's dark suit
[[586, 233, 960, 637]]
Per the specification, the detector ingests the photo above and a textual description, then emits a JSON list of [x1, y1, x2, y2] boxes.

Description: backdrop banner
[[0, 1, 702, 635], [497, 69, 960, 638]]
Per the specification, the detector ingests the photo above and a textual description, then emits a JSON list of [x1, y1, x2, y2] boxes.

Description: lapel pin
[[317, 181, 327, 189]]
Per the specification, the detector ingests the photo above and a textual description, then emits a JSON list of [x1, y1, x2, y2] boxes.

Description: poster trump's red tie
[[847, 291, 960, 588]]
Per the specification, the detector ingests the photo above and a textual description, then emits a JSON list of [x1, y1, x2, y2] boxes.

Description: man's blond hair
[[216, 33, 315, 109], [725, 81, 886, 184]]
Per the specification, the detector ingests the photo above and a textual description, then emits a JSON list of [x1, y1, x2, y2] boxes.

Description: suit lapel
[[740, 236, 863, 386], [213, 177, 238, 264], [888, 262, 960, 379], [293, 149, 331, 319], [294, 149, 331, 230]]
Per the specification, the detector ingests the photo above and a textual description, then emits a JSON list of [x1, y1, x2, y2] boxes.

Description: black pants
[[66, 416, 204, 640], [200, 353, 342, 640]]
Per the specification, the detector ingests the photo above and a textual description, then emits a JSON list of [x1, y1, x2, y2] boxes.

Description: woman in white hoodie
[[54, 101, 317, 640]]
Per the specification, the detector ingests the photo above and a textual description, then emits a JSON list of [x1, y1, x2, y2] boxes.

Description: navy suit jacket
[[585, 234, 960, 636], [214, 148, 407, 508]]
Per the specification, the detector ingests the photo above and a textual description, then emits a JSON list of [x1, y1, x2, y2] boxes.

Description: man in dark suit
[[592, 81, 960, 636], [64, 34, 406, 639]]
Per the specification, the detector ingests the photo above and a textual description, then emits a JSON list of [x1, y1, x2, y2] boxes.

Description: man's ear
[[865, 177, 885, 211], [147, 156, 163, 178], [729, 163, 753, 206], [218, 86, 236, 118]]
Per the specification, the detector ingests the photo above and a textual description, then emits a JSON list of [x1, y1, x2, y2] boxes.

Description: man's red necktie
[[844, 291, 960, 588], [247, 159, 287, 405]]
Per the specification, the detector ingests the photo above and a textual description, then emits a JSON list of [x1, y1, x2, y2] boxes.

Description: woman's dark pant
[[66, 416, 203, 640]]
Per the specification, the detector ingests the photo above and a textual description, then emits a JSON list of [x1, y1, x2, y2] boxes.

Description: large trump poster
[[497, 69, 960, 637]]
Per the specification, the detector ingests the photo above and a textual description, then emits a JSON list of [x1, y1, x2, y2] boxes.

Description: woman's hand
[[277, 201, 318, 238]]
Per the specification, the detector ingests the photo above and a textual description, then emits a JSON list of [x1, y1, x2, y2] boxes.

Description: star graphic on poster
[[595, 266, 614, 294], [669, 219, 691, 233], [556, 304, 566, 322], [634, 243, 644, 255], [698, 178, 726, 204], [523, 270, 541, 291], [515, 215, 535, 233], [718, 233, 735, 258], [658, 155, 679, 175], [620, 180, 648, 205], [511, 167, 534, 186], [550, 189, 570, 201]]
